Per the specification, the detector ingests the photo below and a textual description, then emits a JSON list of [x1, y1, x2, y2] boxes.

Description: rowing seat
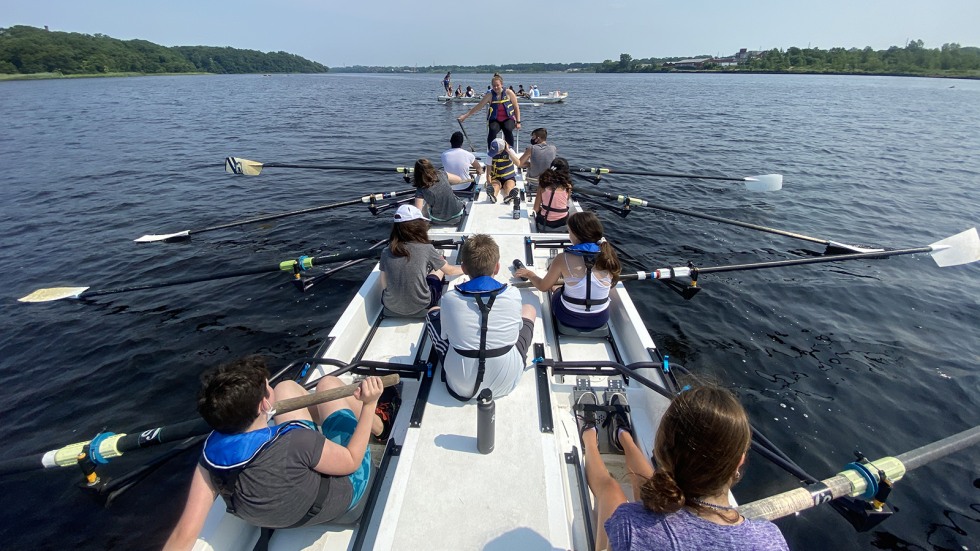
[[555, 318, 609, 338]]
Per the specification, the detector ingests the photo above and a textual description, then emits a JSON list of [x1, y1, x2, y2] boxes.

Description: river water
[[0, 72, 977, 550]]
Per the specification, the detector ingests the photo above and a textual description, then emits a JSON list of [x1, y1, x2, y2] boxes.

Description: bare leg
[[271, 380, 314, 425], [500, 178, 516, 198], [312, 376, 383, 436], [620, 431, 655, 502], [583, 428, 627, 551]]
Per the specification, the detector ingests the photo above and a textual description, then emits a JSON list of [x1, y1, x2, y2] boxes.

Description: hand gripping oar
[[573, 187, 876, 254], [0, 374, 400, 476], [225, 157, 415, 176], [573, 166, 783, 192], [512, 228, 980, 289], [134, 189, 415, 243], [739, 424, 980, 522], [457, 119, 476, 153], [18, 246, 389, 303]]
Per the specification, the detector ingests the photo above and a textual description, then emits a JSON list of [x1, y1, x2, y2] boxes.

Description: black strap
[[540, 188, 569, 214], [583, 254, 596, 311], [445, 291, 506, 402], [284, 474, 332, 528]]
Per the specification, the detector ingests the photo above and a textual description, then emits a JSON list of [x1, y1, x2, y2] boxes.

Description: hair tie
[[597, 237, 607, 244]]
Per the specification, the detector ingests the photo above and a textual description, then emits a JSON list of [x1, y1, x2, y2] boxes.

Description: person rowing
[[515, 211, 620, 331], [457, 73, 522, 150], [441, 131, 483, 192], [165, 357, 392, 550], [531, 157, 572, 232], [582, 385, 790, 550], [412, 158, 467, 226]]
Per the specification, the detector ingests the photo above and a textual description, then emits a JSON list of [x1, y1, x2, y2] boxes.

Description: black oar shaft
[[575, 188, 829, 245], [84, 248, 387, 298], [192, 190, 414, 235], [575, 167, 743, 181], [264, 163, 410, 173], [695, 247, 931, 275]]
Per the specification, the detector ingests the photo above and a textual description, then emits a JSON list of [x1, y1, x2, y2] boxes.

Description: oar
[[134, 189, 415, 243], [573, 187, 875, 254], [18, 247, 389, 303], [573, 166, 783, 191], [225, 157, 415, 176], [457, 120, 476, 153], [513, 228, 980, 288], [740, 425, 980, 521], [0, 374, 400, 476]]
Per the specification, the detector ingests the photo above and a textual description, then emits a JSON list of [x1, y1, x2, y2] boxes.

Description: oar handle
[[273, 374, 400, 414]]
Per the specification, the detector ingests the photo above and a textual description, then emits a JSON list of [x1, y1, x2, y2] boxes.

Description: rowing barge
[[438, 91, 569, 104], [192, 156, 672, 550]]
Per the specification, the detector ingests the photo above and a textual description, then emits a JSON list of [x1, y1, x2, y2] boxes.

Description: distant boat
[[437, 91, 568, 104]]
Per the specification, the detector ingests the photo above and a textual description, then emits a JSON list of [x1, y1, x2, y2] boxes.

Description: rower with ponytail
[[583, 385, 789, 550]]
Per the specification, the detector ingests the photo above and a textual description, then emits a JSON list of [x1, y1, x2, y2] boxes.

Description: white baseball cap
[[393, 204, 429, 222]]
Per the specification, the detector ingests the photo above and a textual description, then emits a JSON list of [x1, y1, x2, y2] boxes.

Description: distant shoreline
[[0, 71, 212, 81], [4, 70, 977, 82]]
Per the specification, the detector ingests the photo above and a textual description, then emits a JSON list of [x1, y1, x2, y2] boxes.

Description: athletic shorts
[[321, 409, 371, 510]]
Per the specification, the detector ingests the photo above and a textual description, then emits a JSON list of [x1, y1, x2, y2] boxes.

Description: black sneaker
[[506, 188, 520, 205], [575, 390, 599, 442], [373, 384, 402, 442], [607, 392, 633, 453], [485, 182, 497, 203]]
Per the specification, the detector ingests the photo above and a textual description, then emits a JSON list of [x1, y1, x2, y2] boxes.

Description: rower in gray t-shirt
[[380, 243, 449, 317], [527, 142, 557, 179], [415, 171, 465, 224]]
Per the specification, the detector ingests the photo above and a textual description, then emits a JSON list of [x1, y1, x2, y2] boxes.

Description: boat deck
[[193, 158, 671, 551]]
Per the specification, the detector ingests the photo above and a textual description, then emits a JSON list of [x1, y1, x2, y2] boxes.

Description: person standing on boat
[[515, 211, 620, 330], [581, 385, 789, 551], [487, 138, 518, 204], [441, 131, 483, 192], [425, 234, 537, 401], [411, 159, 467, 227], [514, 127, 558, 182], [380, 204, 463, 318], [457, 73, 522, 150], [443, 72, 452, 96], [165, 357, 390, 550]]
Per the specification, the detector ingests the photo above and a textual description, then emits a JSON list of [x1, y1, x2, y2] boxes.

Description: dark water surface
[[0, 73, 977, 550]]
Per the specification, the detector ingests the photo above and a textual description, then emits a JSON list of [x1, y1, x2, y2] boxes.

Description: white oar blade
[[929, 227, 980, 267], [744, 174, 783, 192], [19, 287, 90, 303], [134, 230, 191, 243], [224, 157, 263, 176]]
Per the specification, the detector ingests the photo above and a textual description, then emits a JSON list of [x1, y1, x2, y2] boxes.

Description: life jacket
[[448, 276, 511, 401], [540, 187, 570, 220], [201, 421, 331, 527], [490, 153, 516, 182], [561, 243, 611, 312], [486, 90, 515, 123]]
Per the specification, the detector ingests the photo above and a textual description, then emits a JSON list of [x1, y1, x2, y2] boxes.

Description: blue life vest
[[487, 90, 516, 122], [449, 276, 511, 401]]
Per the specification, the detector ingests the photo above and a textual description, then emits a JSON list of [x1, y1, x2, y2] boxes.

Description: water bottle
[[512, 193, 521, 219], [477, 388, 495, 454]]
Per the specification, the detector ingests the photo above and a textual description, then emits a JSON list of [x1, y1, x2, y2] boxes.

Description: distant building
[[664, 58, 712, 69]]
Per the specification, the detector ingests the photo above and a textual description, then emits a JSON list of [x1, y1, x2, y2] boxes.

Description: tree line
[[597, 41, 980, 77], [0, 26, 327, 75]]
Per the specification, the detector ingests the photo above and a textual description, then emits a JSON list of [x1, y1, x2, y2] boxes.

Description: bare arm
[[515, 252, 565, 291], [518, 147, 532, 168], [164, 465, 217, 551], [458, 94, 491, 121], [441, 260, 464, 277], [508, 90, 522, 129], [313, 377, 382, 476], [470, 158, 484, 177]]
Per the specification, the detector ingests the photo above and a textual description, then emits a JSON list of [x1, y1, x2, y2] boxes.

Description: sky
[[2, 0, 978, 67]]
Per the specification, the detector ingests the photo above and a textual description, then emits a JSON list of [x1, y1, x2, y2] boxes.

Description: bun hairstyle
[[566, 211, 621, 284], [640, 386, 752, 516], [413, 158, 438, 189], [538, 157, 572, 193]]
